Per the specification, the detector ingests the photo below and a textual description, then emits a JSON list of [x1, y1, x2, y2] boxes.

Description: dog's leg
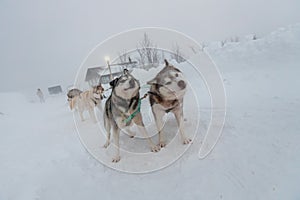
[[78, 100, 85, 121], [88, 107, 97, 123], [103, 119, 111, 148], [134, 113, 160, 152], [152, 106, 167, 148], [79, 110, 84, 121], [112, 125, 121, 162], [173, 107, 191, 144]]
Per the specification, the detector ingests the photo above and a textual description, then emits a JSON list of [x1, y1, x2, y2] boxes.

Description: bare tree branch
[[170, 43, 185, 63], [136, 33, 160, 67]]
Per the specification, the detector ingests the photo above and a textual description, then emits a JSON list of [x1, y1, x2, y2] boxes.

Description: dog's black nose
[[178, 80, 186, 89]]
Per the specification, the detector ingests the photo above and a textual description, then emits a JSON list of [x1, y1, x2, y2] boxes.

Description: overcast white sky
[[0, 0, 299, 92]]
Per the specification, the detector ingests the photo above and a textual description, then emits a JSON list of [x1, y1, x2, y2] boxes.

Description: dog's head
[[147, 59, 187, 99], [67, 88, 82, 99], [110, 69, 140, 99], [92, 84, 104, 100]]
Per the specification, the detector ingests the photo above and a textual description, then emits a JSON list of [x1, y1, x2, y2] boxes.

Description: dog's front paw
[[158, 142, 166, 148], [103, 142, 110, 148], [151, 145, 161, 152], [112, 156, 121, 163], [183, 138, 192, 144]]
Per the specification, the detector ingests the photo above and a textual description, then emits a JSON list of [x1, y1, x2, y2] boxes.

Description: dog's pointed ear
[[109, 77, 119, 87], [97, 84, 104, 91], [164, 59, 169, 66], [147, 78, 157, 85], [123, 68, 129, 75]]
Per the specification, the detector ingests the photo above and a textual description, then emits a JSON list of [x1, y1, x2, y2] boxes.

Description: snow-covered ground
[[1, 24, 300, 199]]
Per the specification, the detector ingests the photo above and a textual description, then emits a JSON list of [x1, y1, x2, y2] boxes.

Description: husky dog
[[67, 88, 82, 109], [103, 69, 160, 162], [70, 84, 104, 122], [147, 59, 191, 147]]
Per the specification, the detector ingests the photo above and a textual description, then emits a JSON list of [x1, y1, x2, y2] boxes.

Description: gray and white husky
[[147, 59, 191, 148], [68, 85, 104, 122], [103, 69, 160, 163]]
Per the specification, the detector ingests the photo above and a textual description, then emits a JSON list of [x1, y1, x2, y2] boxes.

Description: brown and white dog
[[147, 59, 191, 147], [69, 84, 104, 122]]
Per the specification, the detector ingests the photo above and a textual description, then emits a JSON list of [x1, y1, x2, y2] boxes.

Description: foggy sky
[[0, 0, 299, 92]]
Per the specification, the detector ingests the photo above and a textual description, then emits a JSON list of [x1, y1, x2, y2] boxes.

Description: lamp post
[[105, 56, 112, 80]]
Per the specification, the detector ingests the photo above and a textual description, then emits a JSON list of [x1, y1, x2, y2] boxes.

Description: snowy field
[[1, 24, 300, 199]]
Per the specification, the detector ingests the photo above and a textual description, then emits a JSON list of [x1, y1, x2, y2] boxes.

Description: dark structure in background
[[48, 85, 63, 95], [85, 67, 103, 86], [85, 59, 137, 86], [85, 67, 124, 85]]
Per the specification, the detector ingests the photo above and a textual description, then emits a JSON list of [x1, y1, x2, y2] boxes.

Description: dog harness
[[122, 93, 148, 123], [147, 91, 179, 113], [123, 99, 141, 123]]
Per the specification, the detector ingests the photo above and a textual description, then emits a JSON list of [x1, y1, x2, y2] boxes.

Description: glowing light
[[104, 56, 110, 62]]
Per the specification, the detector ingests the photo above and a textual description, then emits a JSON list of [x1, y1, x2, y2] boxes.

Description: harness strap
[[147, 91, 178, 113], [121, 91, 152, 123], [123, 99, 141, 123], [90, 97, 100, 106], [147, 91, 159, 97]]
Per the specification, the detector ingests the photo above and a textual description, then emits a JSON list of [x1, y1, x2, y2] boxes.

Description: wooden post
[[107, 60, 113, 80]]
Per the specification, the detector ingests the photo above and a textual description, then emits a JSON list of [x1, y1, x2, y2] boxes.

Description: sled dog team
[[68, 60, 191, 162]]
